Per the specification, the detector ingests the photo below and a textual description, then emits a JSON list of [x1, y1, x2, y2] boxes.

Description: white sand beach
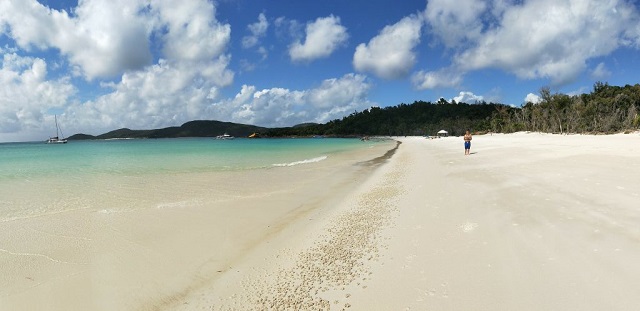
[[3, 133, 640, 310], [172, 132, 640, 310], [348, 133, 640, 311]]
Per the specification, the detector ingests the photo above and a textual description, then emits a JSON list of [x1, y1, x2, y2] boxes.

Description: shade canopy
[[437, 130, 448, 134]]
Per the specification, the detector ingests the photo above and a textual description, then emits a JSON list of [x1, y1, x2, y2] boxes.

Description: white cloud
[[353, 14, 423, 79], [524, 93, 542, 104], [153, 0, 231, 63], [424, 0, 486, 48], [412, 68, 463, 89], [0, 53, 76, 139], [289, 15, 349, 62], [0, 0, 153, 80], [0, 0, 231, 80], [65, 56, 233, 134], [415, 0, 640, 88], [208, 74, 373, 127], [242, 13, 269, 49], [452, 0, 640, 86], [452, 91, 483, 104]]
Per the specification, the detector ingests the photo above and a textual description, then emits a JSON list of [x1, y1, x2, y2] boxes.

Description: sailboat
[[215, 133, 234, 140], [46, 115, 68, 144]]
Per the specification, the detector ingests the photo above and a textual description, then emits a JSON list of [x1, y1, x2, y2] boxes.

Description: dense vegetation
[[70, 82, 639, 140], [494, 83, 640, 134], [68, 120, 266, 140], [265, 100, 499, 137], [267, 82, 640, 137]]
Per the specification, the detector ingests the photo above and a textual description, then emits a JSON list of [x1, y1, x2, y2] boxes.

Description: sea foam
[[272, 156, 328, 167]]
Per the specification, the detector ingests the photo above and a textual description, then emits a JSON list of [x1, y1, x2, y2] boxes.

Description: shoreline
[[169, 140, 406, 310]]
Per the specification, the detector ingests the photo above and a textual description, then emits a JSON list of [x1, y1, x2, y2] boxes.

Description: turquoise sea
[[0, 138, 391, 221], [0, 138, 375, 179]]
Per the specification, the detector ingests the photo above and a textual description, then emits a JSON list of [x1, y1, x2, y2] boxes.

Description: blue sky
[[1, 0, 639, 142]]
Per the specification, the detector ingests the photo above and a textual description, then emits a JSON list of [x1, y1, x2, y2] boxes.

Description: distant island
[[69, 82, 640, 140], [68, 120, 268, 140]]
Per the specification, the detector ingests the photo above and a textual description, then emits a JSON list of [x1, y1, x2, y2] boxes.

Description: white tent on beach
[[437, 129, 448, 137]]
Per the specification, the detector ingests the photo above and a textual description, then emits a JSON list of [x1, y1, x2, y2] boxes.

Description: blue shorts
[[464, 141, 471, 149]]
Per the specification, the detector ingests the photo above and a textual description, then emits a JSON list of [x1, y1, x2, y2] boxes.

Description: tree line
[[494, 82, 640, 134], [266, 82, 640, 137]]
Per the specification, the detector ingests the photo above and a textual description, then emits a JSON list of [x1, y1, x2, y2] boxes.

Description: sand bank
[[173, 132, 640, 310]]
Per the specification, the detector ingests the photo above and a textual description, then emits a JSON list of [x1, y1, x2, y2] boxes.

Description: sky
[[1, 0, 639, 142]]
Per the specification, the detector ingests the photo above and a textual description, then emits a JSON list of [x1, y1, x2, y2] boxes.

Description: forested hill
[[265, 101, 500, 137], [267, 82, 640, 136], [70, 82, 640, 139], [68, 120, 266, 140]]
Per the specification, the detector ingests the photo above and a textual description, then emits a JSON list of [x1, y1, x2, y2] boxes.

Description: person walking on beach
[[464, 130, 472, 155]]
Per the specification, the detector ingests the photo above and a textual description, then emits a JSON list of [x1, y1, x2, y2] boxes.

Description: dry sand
[[173, 132, 640, 310], [349, 133, 640, 311], [3, 133, 640, 310]]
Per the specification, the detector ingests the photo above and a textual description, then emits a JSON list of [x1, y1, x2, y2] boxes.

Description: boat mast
[[55, 115, 60, 138], [57, 115, 65, 139]]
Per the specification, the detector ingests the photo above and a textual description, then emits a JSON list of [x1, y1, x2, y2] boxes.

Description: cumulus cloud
[[424, 0, 486, 48], [242, 13, 269, 49], [415, 0, 640, 89], [289, 15, 349, 62], [153, 0, 231, 63], [0, 53, 76, 137], [452, 91, 483, 104], [208, 74, 373, 127], [65, 56, 234, 133], [0, 0, 153, 79], [0, 0, 231, 80], [524, 93, 542, 104], [452, 0, 640, 85], [353, 14, 423, 79]]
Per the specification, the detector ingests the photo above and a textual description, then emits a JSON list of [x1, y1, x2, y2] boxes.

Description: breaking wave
[[272, 156, 328, 167]]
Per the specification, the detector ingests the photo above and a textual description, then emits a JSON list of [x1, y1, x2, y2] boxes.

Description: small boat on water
[[215, 133, 234, 140], [46, 115, 68, 144]]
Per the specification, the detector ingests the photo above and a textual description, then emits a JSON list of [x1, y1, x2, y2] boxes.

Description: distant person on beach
[[464, 130, 472, 155]]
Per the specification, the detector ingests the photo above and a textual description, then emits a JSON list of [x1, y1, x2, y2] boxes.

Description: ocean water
[[0, 138, 391, 221], [0, 138, 375, 177]]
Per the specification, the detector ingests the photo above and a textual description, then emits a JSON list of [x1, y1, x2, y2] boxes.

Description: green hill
[[68, 120, 266, 140]]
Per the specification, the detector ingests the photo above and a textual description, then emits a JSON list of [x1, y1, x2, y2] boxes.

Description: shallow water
[[0, 138, 392, 221]]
